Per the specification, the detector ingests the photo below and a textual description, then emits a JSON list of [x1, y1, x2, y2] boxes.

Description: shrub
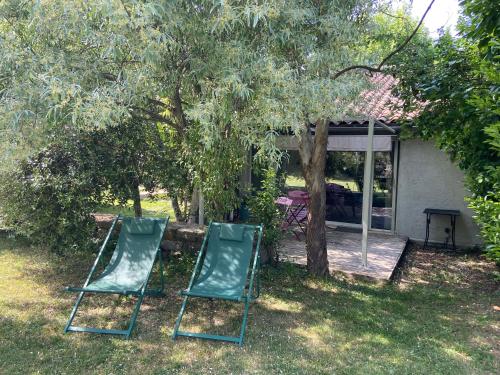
[[0, 142, 103, 253], [467, 179, 500, 264], [0, 120, 183, 252], [247, 168, 283, 264]]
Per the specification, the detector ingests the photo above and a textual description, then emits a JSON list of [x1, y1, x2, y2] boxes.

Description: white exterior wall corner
[[395, 139, 481, 247]]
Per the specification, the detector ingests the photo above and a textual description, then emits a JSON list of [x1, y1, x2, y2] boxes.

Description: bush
[[246, 168, 283, 264], [0, 120, 182, 252], [0, 142, 103, 253], [468, 180, 500, 264]]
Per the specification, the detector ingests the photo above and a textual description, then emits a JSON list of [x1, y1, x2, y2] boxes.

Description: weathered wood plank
[[278, 229, 408, 281]]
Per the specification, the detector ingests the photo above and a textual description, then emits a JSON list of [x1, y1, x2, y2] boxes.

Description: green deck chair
[[64, 215, 169, 338], [172, 222, 263, 346]]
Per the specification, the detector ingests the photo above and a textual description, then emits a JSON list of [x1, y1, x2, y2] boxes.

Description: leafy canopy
[[0, 1, 393, 157], [394, 0, 499, 261], [0, 0, 394, 221]]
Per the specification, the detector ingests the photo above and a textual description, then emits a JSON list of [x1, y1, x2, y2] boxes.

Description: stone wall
[[161, 222, 205, 254], [94, 216, 272, 263], [94, 214, 206, 254]]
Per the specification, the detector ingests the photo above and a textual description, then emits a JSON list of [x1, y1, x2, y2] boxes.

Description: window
[[281, 145, 395, 231]]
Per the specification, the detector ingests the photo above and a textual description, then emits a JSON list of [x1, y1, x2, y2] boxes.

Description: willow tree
[[0, 0, 251, 221], [200, 0, 434, 275], [0, 0, 430, 273]]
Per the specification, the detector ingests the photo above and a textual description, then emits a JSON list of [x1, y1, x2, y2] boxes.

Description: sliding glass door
[[281, 145, 396, 232], [371, 151, 394, 230], [324, 151, 365, 225]]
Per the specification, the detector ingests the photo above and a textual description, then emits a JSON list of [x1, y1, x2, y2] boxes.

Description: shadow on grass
[[0, 236, 497, 374]]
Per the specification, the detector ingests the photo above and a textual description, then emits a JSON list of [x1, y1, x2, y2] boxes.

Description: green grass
[[0, 236, 498, 374], [97, 197, 176, 220]]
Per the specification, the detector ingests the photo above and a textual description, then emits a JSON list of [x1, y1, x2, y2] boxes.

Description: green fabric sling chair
[[172, 222, 263, 347], [64, 215, 169, 338]]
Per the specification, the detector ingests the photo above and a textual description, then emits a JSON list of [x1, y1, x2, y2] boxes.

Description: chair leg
[[173, 296, 254, 346], [159, 250, 165, 293], [254, 272, 260, 299], [172, 296, 189, 340], [144, 251, 166, 297], [249, 269, 261, 300], [65, 292, 145, 338], [125, 294, 145, 339], [238, 299, 252, 347], [64, 292, 85, 333]]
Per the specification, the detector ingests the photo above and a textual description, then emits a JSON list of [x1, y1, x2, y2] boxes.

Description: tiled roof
[[337, 73, 419, 126]]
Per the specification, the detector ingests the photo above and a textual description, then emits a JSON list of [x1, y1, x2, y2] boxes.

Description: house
[[277, 74, 481, 248]]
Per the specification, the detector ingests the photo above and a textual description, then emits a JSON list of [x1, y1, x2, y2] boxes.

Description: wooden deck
[[278, 228, 408, 281]]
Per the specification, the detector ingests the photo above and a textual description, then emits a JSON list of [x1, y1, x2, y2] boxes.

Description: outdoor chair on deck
[[172, 222, 263, 347], [64, 215, 169, 338], [276, 190, 309, 240]]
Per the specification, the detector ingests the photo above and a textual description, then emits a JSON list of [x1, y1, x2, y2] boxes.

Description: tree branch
[[100, 72, 118, 81], [172, 82, 188, 131], [333, 65, 382, 80], [147, 98, 175, 112], [130, 106, 180, 131], [378, 9, 408, 20], [376, 0, 435, 70], [333, 0, 436, 80], [298, 122, 314, 170]]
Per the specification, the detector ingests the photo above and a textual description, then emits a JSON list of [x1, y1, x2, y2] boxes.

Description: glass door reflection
[[282, 148, 394, 231], [370, 151, 393, 230], [325, 152, 364, 225]]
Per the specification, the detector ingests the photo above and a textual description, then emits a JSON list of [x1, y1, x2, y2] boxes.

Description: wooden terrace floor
[[278, 228, 408, 281]]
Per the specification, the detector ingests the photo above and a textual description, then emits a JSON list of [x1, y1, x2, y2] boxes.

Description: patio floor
[[278, 228, 408, 281]]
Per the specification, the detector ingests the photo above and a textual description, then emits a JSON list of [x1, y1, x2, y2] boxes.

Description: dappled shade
[[173, 222, 263, 346], [82, 218, 165, 293], [186, 223, 255, 300], [64, 216, 169, 338]]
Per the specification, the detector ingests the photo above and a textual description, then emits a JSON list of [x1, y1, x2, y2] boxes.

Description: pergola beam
[[373, 118, 396, 134]]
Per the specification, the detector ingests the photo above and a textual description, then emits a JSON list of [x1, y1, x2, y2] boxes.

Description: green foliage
[[0, 0, 424, 256], [0, 0, 387, 185], [0, 120, 178, 252], [0, 141, 103, 252], [247, 168, 283, 260], [467, 187, 500, 263], [89, 119, 189, 218], [187, 127, 246, 221], [393, 0, 499, 261], [460, 0, 500, 59], [371, 5, 434, 70]]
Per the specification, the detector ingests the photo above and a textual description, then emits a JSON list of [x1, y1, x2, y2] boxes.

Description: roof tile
[[346, 73, 418, 123]]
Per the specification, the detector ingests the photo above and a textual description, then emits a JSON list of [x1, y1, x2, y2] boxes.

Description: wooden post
[[361, 118, 375, 267]]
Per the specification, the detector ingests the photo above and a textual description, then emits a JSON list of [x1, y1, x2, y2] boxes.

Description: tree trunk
[[170, 194, 185, 222], [131, 182, 142, 218], [298, 119, 329, 276], [187, 188, 199, 224]]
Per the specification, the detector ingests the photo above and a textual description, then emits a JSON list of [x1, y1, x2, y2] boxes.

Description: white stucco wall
[[395, 140, 481, 247]]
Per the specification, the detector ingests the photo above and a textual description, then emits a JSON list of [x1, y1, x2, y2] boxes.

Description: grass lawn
[[0, 236, 498, 374], [96, 196, 176, 220]]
